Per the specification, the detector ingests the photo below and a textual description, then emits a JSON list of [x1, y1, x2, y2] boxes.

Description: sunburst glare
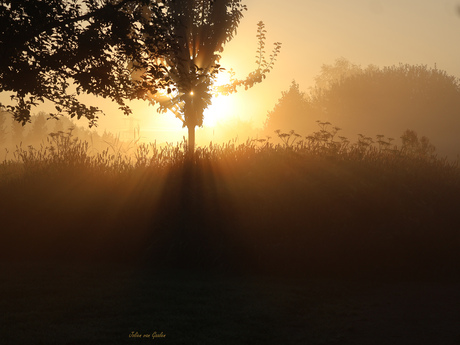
[[202, 93, 236, 128]]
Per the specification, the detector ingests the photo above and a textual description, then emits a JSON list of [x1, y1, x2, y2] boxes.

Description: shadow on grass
[[1, 145, 460, 344], [1, 152, 459, 280]]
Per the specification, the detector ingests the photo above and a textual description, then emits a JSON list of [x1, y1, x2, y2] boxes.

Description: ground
[[1, 260, 459, 345]]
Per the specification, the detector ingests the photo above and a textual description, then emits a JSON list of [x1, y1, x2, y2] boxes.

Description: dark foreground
[[1, 147, 460, 344], [1, 260, 459, 345]]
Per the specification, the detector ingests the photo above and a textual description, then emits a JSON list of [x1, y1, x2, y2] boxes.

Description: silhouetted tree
[[309, 60, 460, 156], [0, 108, 7, 146], [264, 80, 311, 136], [28, 112, 49, 143], [0, 0, 173, 126], [11, 117, 24, 145], [400, 129, 435, 157], [52, 118, 65, 134], [310, 57, 363, 100], [2, 0, 280, 153], [140, 1, 281, 153], [50, 116, 77, 134]]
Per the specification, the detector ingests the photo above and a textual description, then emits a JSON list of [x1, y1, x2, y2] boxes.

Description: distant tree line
[[0, 109, 119, 153], [264, 58, 460, 158]]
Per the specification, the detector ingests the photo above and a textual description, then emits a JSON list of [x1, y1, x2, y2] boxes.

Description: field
[[1, 128, 460, 344]]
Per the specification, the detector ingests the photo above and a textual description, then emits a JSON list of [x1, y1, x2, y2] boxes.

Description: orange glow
[[202, 71, 237, 128], [203, 95, 235, 128]]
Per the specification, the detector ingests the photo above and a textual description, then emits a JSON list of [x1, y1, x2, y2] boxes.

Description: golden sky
[[3, 1, 460, 146], [141, 0, 460, 145]]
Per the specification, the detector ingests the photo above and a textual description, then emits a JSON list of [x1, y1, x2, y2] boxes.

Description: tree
[[309, 60, 460, 157], [310, 57, 364, 100], [52, 118, 65, 134], [0, 107, 7, 146], [0, 0, 173, 126], [2, 0, 281, 153], [139, 0, 281, 153], [264, 80, 311, 136], [28, 112, 49, 143], [11, 117, 25, 145], [400, 129, 435, 157]]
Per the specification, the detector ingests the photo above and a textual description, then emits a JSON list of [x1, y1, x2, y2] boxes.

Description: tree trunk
[[187, 125, 196, 154]]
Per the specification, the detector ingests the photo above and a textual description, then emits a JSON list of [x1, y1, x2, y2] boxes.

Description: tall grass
[[1, 123, 459, 279]]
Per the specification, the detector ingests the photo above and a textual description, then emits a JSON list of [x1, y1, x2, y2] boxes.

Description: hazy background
[[2, 0, 460, 155]]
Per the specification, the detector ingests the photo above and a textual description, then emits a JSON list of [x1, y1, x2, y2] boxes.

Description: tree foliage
[[311, 60, 460, 130], [0, 107, 7, 145], [136, 0, 281, 152], [266, 59, 460, 156], [141, 0, 247, 129], [310, 57, 364, 99], [11, 116, 25, 145], [264, 80, 311, 135], [0, 0, 173, 126], [28, 111, 49, 143], [400, 129, 435, 157], [1, 0, 281, 153], [313, 61, 460, 155]]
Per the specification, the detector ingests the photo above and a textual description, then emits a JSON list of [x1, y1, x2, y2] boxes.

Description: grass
[[1, 124, 460, 277], [1, 124, 460, 344]]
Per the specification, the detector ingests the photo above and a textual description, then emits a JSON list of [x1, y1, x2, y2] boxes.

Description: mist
[[2, 2, 460, 344], [261, 59, 460, 159]]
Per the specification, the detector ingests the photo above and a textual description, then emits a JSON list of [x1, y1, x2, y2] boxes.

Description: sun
[[203, 93, 236, 128], [202, 72, 237, 128], [136, 69, 241, 143]]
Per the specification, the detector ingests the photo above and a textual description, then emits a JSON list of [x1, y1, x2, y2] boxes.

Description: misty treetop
[[311, 60, 460, 130], [264, 80, 312, 134], [264, 59, 460, 157]]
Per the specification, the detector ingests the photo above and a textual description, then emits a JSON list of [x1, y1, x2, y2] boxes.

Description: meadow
[[1, 124, 460, 344]]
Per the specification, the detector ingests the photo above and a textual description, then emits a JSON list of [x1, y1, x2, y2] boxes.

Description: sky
[[223, 0, 460, 126], [204, 0, 460, 145], [3, 0, 460, 146]]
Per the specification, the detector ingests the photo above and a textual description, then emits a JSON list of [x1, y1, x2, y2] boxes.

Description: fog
[[3, 4, 460, 343], [2, 1, 460, 158]]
